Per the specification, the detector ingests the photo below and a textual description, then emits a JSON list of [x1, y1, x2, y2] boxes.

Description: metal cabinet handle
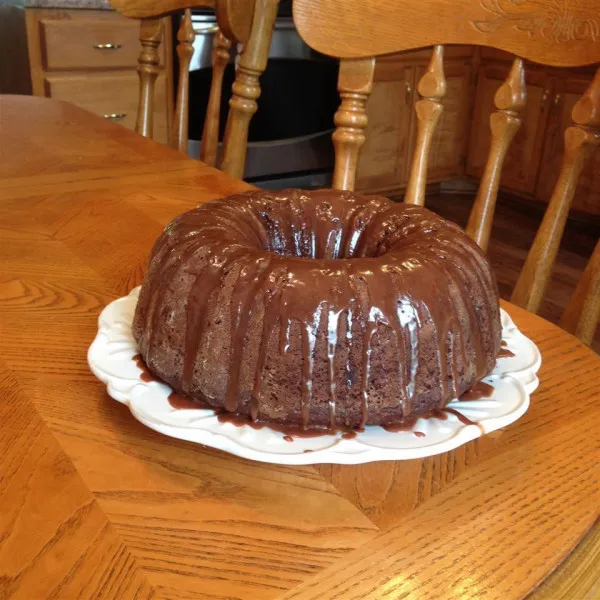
[[103, 113, 127, 121], [405, 82, 412, 99], [194, 25, 219, 35], [93, 43, 122, 50], [553, 93, 562, 106]]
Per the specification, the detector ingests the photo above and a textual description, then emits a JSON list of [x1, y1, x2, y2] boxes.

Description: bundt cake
[[132, 189, 502, 430]]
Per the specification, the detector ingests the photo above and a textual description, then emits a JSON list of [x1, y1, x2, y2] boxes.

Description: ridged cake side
[[133, 189, 502, 429]]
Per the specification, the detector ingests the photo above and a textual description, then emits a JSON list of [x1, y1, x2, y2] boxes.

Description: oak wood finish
[[46, 71, 169, 143], [293, 0, 600, 66], [1, 95, 599, 600], [404, 45, 446, 206], [467, 64, 553, 197], [355, 48, 474, 195], [25, 8, 172, 145], [172, 9, 195, 151], [535, 75, 600, 215], [331, 58, 376, 191], [136, 18, 162, 138], [112, 0, 274, 178], [199, 30, 232, 166], [39, 15, 143, 70], [354, 60, 415, 192], [221, 0, 280, 178], [512, 69, 600, 315], [466, 58, 526, 251], [216, 0, 253, 44], [559, 240, 600, 347]]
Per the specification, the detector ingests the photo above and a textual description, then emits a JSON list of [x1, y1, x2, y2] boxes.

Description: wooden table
[[1, 95, 598, 600]]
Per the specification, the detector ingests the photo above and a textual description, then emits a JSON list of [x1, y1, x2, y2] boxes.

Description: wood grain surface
[[1, 96, 598, 600], [293, 0, 600, 66]]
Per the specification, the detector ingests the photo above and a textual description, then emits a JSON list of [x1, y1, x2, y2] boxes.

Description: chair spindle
[[404, 45, 446, 206], [560, 240, 600, 346], [171, 9, 196, 152], [200, 30, 232, 167], [331, 57, 376, 191], [221, 0, 279, 179], [466, 58, 526, 252], [512, 68, 600, 313], [135, 18, 162, 138]]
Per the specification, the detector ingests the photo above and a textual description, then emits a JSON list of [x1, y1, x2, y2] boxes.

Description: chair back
[[111, 0, 279, 178], [293, 0, 600, 342]]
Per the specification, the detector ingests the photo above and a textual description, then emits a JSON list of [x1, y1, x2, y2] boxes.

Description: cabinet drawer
[[39, 12, 152, 70], [45, 73, 168, 144]]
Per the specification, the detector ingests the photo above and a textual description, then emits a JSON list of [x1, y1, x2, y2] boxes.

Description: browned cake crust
[[133, 189, 502, 430]]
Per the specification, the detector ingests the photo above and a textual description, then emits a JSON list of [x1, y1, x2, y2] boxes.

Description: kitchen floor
[[393, 190, 599, 353]]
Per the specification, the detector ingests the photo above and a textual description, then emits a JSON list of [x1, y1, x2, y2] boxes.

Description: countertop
[[25, 0, 112, 9]]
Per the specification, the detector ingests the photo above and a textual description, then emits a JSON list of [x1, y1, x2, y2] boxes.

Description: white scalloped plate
[[88, 287, 541, 465]]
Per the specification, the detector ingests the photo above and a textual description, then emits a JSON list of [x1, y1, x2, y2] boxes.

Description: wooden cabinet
[[536, 76, 600, 214], [467, 62, 600, 214], [467, 65, 552, 195], [423, 61, 473, 181], [25, 9, 172, 145], [356, 45, 599, 214], [355, 59, 415, 192], [45, 72, 169, 144], [356, 47, 473, 194]]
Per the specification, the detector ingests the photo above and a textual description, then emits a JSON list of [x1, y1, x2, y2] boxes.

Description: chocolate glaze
[[133, 189, 502, 430], [133, 354, 158, 383], [443, 407, 485, 434], [498, 347, 515, 358], [167, 391, 212, 410], [458, 381, 495, 401], [414, 431, 426, 438], [382, 416, 420, 432]]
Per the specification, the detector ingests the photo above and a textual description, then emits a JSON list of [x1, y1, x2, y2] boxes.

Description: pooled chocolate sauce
[[133, 354, 158, 383], [167, 392, 212, 410], [498, 347, 515, 358], [414, 431, 426, 438], [458, 381, 495, 401], [382, 416, 420, 432], [283, 435, 294, 443], [443, 407, 485, 434], [216, 411, 348, 438]]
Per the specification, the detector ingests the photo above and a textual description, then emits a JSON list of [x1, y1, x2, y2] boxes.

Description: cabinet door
[[45, 72, 169, 145], [355, 60, 415, 192], [412, 61, 473, 181], [536, 76, 600, 215], [467, 64, 552, 195]]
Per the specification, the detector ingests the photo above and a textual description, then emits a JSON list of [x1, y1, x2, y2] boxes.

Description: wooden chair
[[293, 0, 600, 345], [110, 0, 279, 178]]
